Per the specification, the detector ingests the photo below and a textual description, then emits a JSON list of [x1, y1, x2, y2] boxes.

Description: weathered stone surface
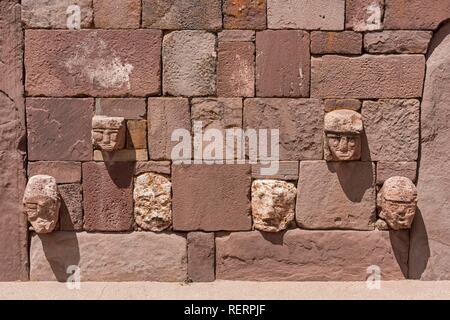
[[346, 0, 384, 31], [82, 162, 134, 231], [22, 0, 93, 28], [93, 0, 140, 28], [95, 98, 146, 120], [92, 116, 126, 152], [134, 173, 172, 232], [148, 98, 191, 160], [296, 161, 376, 230], [216, 229, 409, 281], [172, 165, 252, 231], [25, 30, 161, 97], [126, 120, 147, 150], [134, 161, 171, 176], [252, 161, 299, 180], [251, 180, 296, 232], [93, 149, 148, 162], [30, 232, 187, 281], [384, 0, 450, 30], [142, 0, 222, 30], [364, 31, 433, 54], [163, 31, 216, 97], [187, 232, 215, 282], [218, 41, 255, 97], [23, 175, 60, 234], [268, 0, 345, 30], [324, 99, 361, 112], [26, 98, 93, 161], [218, 30, 255, 42], [377, 162, 417, 185], [256, 30, 310, 97], [311, 31, 362, 55], [311, 55, 425, 99], [28, 161, 81, 184], [59, 184, 83, 231], [223, 0, 266, 29], [410, 24, 450, 280], [244, 99, 323, 160], [362, 99, 420, 161]]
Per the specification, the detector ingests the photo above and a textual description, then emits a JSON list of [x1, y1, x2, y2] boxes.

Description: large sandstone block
[[28, 161, 81, 184], [93, 0, 140, 29], [82, 162, 134, 232], [25, 30, 161, 97], [30, 232, 187, 281], [59, 184, 83, 231], [95, 98, 146, 120], [216, 229, 409, 281], [268, 0, 345, 30], [364, 31, 432, 54], [244, 99, 323, 160], [187, 232, 215, 282], [256, 30, 310, 97], [223, 0, 266, 29], [311, 55, 425, 99], [311, 31, 362, 55], [163, 31, 217, 97], [26, 98, 93, 161], [172, 165, 252, 231], [362, 99, 420, 162], [142, 0, 222, 30], [377, 162, 417, 185], [296, 161, 376, 230], [345, 0, 384, 31]]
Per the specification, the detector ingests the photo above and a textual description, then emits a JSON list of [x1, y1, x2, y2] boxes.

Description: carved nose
[[102, 133, 110, 144], [339, 137, 349, 151]]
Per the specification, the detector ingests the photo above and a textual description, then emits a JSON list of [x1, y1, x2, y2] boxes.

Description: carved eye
[[93, 131, 103, 142], [328, 136, 340, 146], [110, 132, 118, 142], [347, 137, 356, 146]]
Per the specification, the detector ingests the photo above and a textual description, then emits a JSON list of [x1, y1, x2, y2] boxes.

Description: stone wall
[[1, 0, 450, 281]]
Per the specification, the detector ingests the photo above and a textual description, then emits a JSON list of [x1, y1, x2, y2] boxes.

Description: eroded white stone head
[[324, 109, 363, 161], [23, 175, 60, 233], [251, 179, 296, 232], [134, 173, 172, 232], [378, 176, 418, 230], [92, 115, 126, 152]]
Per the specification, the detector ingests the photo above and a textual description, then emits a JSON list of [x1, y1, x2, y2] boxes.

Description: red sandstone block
[[95, 98, 146, 120], [82, 162, 134, 232], [218, 30, 255, 42], [223, 0, 266, 30], [311, 31, 362, 55], [93, 0, 140, 29], [252, 161, 299, 180], [134, 161, 171, 176], [28, 161, 81, 184], [59, 183, 83, 231], [25, 30, 161, 97], [324, 99, 361, 112], [364, 31, 432, 54], [172, 164, 252, 231], [377, 162, 417, 185], [187, 232, 215, 282], [26, 98, 93, 161]]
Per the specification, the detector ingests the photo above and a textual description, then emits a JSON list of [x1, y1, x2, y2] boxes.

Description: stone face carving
[[324, 110, 363, 161], [92, 115, 126, 152], [134, 173, 172, 232], [251, 179, 296, 232], [378, 176, 417, 230], [23, 175, 60, 233]]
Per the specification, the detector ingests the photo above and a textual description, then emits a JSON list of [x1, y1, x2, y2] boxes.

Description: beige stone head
[[134, 173, 172, 232], [324, 110, 363, 161], [378, 176, 418, 230], [23, 175, 60, 233], [92, 115, 126, 152], [251, 180, 296, 232]]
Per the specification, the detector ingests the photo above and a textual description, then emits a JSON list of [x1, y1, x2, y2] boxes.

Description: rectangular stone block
[[256, 30, 310, 97], [59, 184, 83, 231], [142, 0, 222, 30], [26, 98, 93, 161], [311, 55, 425, 99], [244, 99, 323, 160], [218, 41, 255, 97], [268, 0, 345, 30], [93, 149, 148, 162], [296, 161, 376, 230], [377, 162, 417, 185], [95, 98, 146, 120], [82, 162, 134, 231], [216, 229, 409, 281], [223, 0, 266, 29], [218, 30, 255, 42], [345, 0, 384, 31], [134, 161, 171, 176], [28, 161, 81, 184], [364, 31, 433, 54], [172, 164, 252, 231], [252, 161, 299, 180], [30, 232, 187, 281], [126, 120, 147, 149], [25, 30, 161, 97], [93, 0, 140, 28], [148, 98, 191, 160], [311, 31, 362, 55], [187, 232, 215, 282], [362, 99, 420, 161], [324, 99, 361, 112], [22, 0, 93, 28]]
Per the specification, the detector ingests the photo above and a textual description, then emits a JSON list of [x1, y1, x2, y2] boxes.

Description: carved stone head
[[251, 179, 296, 232], [324, 110, 363, 161], [378, 176, 418, 230], [23, 175, 60, 233], [134, 173, 172, 232], [92, 115, 126, 152]]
